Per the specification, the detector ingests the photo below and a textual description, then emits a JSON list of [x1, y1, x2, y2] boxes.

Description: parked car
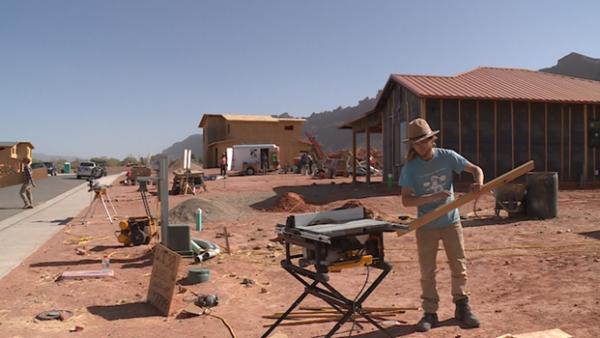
[[43, 162, 57, 176], [91, 165, 107, 178], [94, 161, 108, 177], [76, 161, 97, 179]]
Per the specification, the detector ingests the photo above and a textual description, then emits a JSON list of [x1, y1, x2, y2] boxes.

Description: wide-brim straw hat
[[403, 118, 440, 143]]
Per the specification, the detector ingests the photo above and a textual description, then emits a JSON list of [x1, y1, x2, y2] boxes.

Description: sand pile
[[168, 197, 239, 224], [270, 192, 317, 213]]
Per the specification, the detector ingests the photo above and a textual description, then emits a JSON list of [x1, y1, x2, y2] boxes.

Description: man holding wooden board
[[399, 118, 483, 332]]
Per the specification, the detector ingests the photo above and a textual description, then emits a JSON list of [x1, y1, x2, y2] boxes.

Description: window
[[284, 125, 294, 131]]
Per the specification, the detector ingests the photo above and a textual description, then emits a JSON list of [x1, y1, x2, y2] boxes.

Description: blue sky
[[1, 0, 599, 159]]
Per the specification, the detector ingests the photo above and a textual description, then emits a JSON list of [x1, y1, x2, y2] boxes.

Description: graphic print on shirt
[[421, 168, 447, 194]]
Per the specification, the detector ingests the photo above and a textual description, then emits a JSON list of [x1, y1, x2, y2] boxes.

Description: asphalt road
[[0, 174, 86, 221]]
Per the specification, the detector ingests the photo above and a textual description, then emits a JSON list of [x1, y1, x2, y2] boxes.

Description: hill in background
[[160, 134, 203, 161], [540, 52, 600, 81], [276, 96, 381, 152]]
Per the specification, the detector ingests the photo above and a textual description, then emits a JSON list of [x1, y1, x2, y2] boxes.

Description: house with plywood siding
[[199, 114, 310, 168]]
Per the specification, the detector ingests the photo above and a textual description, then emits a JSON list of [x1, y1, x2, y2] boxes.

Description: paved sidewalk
[[0, 174, 122, 279]]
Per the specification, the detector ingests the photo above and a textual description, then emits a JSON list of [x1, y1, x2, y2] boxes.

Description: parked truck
[[228, 144, 279, 175]]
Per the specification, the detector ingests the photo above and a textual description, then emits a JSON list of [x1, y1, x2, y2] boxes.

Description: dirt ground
[[0, 170, 599, 338]]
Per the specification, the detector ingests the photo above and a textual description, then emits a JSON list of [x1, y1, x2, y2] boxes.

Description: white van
[[228, 144, 279, 175]]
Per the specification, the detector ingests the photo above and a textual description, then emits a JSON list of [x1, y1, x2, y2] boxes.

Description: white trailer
[[228, 144, 280, 175]]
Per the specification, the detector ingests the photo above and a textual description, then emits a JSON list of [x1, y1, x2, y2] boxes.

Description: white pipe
[[183, 149, 189, 169], [187, 148, 192, 169]]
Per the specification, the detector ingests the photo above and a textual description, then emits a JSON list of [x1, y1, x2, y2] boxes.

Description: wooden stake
[[224, 227, 231, 254]]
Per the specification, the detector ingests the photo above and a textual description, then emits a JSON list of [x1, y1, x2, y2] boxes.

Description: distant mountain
[[540, 52, 600, 81], [161, 134, 203, 161], [274, 96, 380, 152]]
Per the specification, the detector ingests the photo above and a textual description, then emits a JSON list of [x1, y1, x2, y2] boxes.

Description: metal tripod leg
[[103, 191, 118, 218], [80, 192, 99, 224], [99, 193, 113, 224]]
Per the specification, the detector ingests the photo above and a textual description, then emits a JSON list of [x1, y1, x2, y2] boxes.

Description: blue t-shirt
[[399, 148, 469, 229]]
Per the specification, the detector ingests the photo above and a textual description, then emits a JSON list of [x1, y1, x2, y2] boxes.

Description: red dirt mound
[[270, 192, 317, 213], [336, 199, 408, 223]]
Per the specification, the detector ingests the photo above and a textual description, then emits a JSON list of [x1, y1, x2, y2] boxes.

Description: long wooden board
[[397, 160, 534, 235]]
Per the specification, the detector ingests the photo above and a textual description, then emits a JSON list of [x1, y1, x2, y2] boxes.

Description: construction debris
[[262, 305, 415, 327], [171, 169, 206, 195], [59, 269, 114, 280]]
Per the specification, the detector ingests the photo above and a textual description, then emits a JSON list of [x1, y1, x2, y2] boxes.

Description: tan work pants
[[20, 182, 33, 206], [416, 222, 468, 313]]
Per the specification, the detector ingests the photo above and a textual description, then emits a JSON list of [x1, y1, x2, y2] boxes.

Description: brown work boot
[[415, 312, 438, 332], [455, 298, 480, 328]]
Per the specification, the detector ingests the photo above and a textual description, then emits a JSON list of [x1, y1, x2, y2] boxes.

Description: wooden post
[[366, 127, 371, 184], [545, 103, 548, 171], [458, 100, 462, 154], [528, 102, 532, 160], [568, 106, 572, 179], [594, 105, 597, 181], [511, 101, 515, 168], [476, 101, 480, 164], [561, 105, 564, 180], [440, 99, 444, 148], [584, 105, 589, 181], [352, 130, 357, 182], [494, 101, 498, 178]]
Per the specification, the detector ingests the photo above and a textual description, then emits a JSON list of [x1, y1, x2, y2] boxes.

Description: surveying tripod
[[80, 179, 118, 224]]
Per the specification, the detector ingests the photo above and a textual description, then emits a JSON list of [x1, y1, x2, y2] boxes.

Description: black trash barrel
[[526, 172, 558, 219]]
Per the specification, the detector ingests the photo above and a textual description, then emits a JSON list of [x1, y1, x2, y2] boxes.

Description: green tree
[[121, 155, 138, 166]]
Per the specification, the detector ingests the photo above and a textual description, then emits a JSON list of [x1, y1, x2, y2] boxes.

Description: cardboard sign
[[147, 244, 181, 316]]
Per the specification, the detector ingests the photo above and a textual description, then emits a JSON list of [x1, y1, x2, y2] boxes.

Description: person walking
[[220, 152, 227, 176], [399, 118, 483, 332], [20, 158, 36, 209]]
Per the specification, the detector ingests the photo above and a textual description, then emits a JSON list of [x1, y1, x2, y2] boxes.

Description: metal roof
[[392, 67, 600, 104], [0, 141, 34, 148], [199, 114, 305, 127]]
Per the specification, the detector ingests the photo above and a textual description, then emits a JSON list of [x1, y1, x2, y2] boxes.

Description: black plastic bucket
[[526, 172, 558, 219]]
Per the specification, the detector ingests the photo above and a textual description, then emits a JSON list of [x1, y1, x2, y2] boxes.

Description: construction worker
[[220, 152, 227, 176], [20, 158, 36, 208], [399, 118, 483, 332]]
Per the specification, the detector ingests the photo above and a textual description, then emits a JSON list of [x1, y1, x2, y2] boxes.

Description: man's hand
[[464, 162, 484, 193], [435, 190, 452, 200]]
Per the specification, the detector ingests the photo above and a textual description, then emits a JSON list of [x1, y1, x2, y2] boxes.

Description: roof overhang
[[338, 109, 382, 133]]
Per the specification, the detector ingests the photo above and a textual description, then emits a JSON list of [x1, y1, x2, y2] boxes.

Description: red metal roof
[[392, 67, 600, 103]]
